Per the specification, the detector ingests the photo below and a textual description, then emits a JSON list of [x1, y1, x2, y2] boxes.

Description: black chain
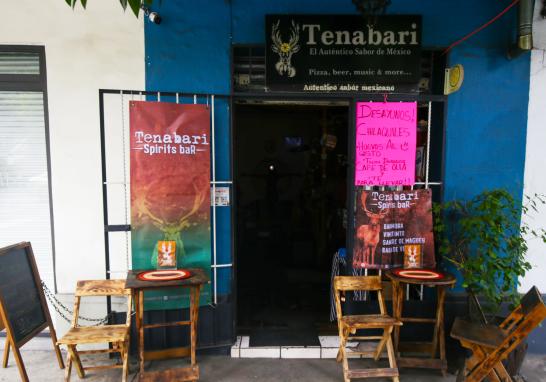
[[41, 281, 113, 326]]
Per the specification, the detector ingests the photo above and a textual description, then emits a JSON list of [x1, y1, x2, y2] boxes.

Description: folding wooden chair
[[333, 276, 402, 382], [57, 280, 132, 382], [451, 286, 546, 382]]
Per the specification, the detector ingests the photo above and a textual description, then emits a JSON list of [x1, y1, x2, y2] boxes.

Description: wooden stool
[[385, 269, 456, 376]]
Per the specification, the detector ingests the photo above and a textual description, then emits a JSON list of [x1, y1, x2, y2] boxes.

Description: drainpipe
[[508, 0, 535, 59]]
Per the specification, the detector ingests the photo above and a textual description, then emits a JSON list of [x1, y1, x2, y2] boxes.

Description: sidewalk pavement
[[1, 338, 544, 381]]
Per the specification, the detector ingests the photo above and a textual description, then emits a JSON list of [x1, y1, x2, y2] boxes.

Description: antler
[[134, 193, 165, 230], [361, 191, 368, 209], [361, 191, 387, 217], [271, 20, 282, 52], [168, 180, 207, 232], [133, 176, 209, 234], [289, 20, 300, 48]]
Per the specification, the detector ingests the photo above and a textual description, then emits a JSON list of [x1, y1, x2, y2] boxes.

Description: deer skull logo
[[271, 20, 300, 78]]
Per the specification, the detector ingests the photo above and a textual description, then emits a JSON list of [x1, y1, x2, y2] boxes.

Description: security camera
[[140, 5, 161, 25], [148, 11, 161, 24]]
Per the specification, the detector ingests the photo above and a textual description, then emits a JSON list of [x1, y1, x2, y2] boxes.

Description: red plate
[[137, 269, 191, 281], [392, 268, 444, 280]]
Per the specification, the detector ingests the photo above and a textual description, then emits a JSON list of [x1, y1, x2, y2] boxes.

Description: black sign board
[[0, 245, 46, 343], [0, 242, 64, 381], [265, 15, 422, 92]]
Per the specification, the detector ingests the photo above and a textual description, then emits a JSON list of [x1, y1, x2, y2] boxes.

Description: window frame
[[0, 45, 57, 292]]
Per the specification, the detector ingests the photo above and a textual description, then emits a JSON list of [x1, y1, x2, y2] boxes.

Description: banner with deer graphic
[[353, 189, 435, 270], [130, 101, 211, 310]]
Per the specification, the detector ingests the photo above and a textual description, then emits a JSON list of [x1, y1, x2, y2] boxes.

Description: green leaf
[[65, 0, 76, 8], [81, 0, 87, 8], [128, 0, 141, 16], [119, 0, 128, 11]]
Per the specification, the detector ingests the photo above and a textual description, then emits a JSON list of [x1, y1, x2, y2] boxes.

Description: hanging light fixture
[[352, 0, 391, 15]]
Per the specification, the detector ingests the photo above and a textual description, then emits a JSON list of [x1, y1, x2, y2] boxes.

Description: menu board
[[0, 243, 47, 344], [354, 101, 417, 186]]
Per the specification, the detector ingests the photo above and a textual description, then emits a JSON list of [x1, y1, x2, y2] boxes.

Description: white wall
[[521, 2, 546, 292], [2, 1, 144, 296]]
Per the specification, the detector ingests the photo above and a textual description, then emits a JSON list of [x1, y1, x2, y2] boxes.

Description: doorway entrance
[[234, 102, 349, 346]]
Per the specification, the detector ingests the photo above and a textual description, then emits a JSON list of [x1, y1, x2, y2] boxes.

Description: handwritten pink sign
[[355, 102, 417, 186]]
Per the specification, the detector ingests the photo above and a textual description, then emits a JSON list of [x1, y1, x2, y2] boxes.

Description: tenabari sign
[[265, 15, 422, 92]]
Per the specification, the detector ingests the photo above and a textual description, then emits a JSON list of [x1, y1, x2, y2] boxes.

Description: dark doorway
[[234, 103, 349, 346]]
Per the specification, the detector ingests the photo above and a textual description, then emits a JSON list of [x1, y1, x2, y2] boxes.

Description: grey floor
[[0, 338, 545, 381]]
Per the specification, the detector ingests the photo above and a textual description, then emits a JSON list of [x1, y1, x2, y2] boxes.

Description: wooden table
[[385, 269, 456, 376], [125, 268, 209, 381]]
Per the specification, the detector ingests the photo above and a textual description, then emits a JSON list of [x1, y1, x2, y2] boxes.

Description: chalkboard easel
[[0, 242, 64, 381]]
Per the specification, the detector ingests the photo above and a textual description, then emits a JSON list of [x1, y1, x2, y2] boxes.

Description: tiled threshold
[[231, 336, 385, 359]]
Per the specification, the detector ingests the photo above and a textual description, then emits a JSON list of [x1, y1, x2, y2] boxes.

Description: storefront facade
[[143, 0, 533, 350], [2, 0, 546, 354]]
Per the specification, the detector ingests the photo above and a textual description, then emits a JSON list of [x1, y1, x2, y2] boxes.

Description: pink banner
[[354, 102, 417, 186]]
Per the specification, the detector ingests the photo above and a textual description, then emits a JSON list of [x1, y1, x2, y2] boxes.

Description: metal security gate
[[231, 92, 447, 325], [347, 97, 447, 302], [98, 89, 235, 350]]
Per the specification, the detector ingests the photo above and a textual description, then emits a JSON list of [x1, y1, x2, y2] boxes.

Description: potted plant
[[432, 188, 546, 376]]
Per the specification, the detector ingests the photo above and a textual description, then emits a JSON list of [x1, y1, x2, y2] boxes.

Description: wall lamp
[[140, 4, 162, 25], [352, 0, 391, 15]]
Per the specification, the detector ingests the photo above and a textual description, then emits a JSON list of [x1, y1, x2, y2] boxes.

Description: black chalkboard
[[0, 243, 47, 344], [0, 242, 64, 381]]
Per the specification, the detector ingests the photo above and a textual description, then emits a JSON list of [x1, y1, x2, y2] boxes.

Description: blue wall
[[144, 1, 530, 297]]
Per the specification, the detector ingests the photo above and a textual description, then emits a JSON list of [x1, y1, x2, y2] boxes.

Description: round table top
[[385, 268, 457, 286], [125, 268, 210, 290], [136, 269, 192, 282]]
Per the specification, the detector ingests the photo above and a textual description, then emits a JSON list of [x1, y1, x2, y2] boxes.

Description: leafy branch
[[64, 0, 155, 17], [433, 189, 546, 311]]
